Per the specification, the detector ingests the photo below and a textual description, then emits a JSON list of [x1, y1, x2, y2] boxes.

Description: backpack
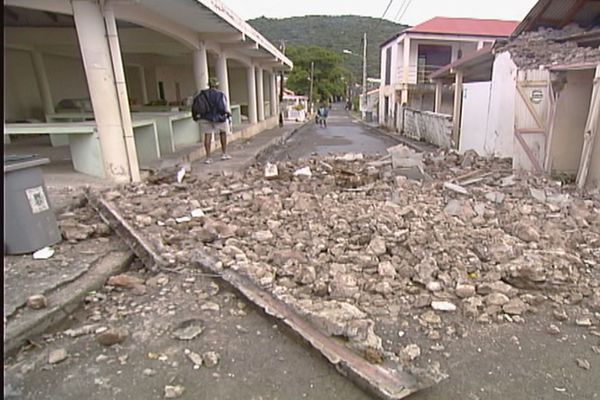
[[192, 89, 230, 123], [191, 91, 210, 121]]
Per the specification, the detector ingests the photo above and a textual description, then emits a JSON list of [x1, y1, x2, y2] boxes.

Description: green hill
[[248, 15, 408, 80]]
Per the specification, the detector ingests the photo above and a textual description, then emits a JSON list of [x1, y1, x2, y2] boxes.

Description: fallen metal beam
[[86, 190, 429, 399], [86, 191, 168, 272]]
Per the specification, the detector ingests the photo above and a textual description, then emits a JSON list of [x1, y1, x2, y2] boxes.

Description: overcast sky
[[222, 0, 538, 25]]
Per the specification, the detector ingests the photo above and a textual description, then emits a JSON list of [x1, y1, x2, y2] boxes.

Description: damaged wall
[[549, 69, 595, 175], [402, 107, 453, 148]]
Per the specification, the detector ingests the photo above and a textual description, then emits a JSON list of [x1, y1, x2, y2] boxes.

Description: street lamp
[[342, 33, 367, 119]]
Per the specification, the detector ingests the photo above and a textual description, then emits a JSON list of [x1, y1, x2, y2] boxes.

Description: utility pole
[[362, 32, 367, 120], [279, 40, 285, 127], [309, 61, 315, 114]]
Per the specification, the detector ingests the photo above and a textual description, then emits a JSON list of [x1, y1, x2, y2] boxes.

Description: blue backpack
[[192, 89, 229, 123]]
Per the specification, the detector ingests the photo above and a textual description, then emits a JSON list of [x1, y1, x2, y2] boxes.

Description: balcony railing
[[396, 63, 448, 84]]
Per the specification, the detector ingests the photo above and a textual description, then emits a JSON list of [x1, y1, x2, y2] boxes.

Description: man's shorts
[[200, 120, 230, 135]]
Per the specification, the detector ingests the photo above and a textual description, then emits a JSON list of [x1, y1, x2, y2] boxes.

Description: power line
[[374, 0, 396, 30], [396, 0, 413, 23], [393, 0, 408, 22]]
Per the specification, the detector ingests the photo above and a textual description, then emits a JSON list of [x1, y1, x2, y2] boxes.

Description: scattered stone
[[96, 327, 129, 346], [143, 368, 157, 376], [48, 349, 68, 364], [431, 301, 457, 312], [377, 261, 396, 278], [455, 284, 476, 298], [367, 236, 387, 256], [363, 347, 384, 364], [201, 302, 220, 312], [253, 230, 274, 242], [172, 319, 204, 340], [576, 358, 591, 371], [164, 385, 185, 398], [202, 351, 220, 367], [27, 294, 48, 310], [146, 273, 169, 287], [502, 298, 527, 315], [186, 351, 204, 367], [265, 163, 279, 179], [399, 344, 421, 362], [485, 191, 505, 204], [421, 311, 442, 325], [485, 293, 510, 306], [553, 309, 569, 322], [575, 318, 592, 327], [426, 281, 443, 292], [513, 222, 540, 243], [443, 182, 469, 195], [547, 324, 561, 335], [107, 274, 146, 295]]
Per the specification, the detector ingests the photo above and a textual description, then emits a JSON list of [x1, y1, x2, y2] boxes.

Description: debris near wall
[[498, 24, 600, 69], [93, 147, 600, 388]]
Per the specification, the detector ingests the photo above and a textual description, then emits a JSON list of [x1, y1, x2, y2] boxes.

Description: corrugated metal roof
[[408, 17, 519, 37], [513, 0, 600, 36]]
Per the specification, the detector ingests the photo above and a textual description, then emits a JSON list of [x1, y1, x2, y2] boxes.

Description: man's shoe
[[221, 154, 231, 160], [204, 159, 212, 164]]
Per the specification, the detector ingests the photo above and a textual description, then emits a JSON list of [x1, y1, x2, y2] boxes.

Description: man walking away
[[317, 102, 328, 128], [192, 77, 232, 164]]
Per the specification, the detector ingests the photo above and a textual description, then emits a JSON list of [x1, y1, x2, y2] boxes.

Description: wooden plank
[[514, 129, 543, 173], [452, 70, 463, 148], [544, 83, 559, 172], [576, 66, 600, 189]]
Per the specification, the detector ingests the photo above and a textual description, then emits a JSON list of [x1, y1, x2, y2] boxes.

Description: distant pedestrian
[[317, 102, 329, 127], [192, 77, 232, 164]]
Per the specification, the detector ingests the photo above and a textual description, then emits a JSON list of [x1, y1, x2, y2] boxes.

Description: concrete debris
[[443, 182, 469, 195], [27, 294, 48, 310], [576, 358, 591, 371], [95, 150, 600, 382], [336, 153, 364, 162], [172, 319, 204, 340], [96, 327, 129, 346], [164, 385, 185, 398], [107, 274, 147, 295], [264, 162, 279, 179], [293, 166, 312, 177], [399, 344, 421, 362], [498, 25, 600, 69], [48, 348, 68, 364], [202, 351, 220, 368], [32, 247, 54, 260]]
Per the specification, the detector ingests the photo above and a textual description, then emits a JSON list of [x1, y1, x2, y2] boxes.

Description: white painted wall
[[460, 81, 492, 155], [45, 53, 89, 105], [549, 69, 594, 175], [483, 52, 517, 158]]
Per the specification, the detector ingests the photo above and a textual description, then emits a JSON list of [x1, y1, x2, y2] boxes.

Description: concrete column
[[247, 64, 258, 124], [270, 72, 277, 117], [256, 66, 265, 121], [452, 70, 464, 149], [31, 51, 54, 116], [72, 0, 133, 182], [434, 81, 443, 113], [139, 66, 148, 104], [401, 37, 411, 105], [215, 53, 230, 109], [193, 43, 209, 92]]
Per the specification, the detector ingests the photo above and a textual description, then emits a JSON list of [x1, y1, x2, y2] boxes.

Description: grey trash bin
[[4, 155, 62, 255]]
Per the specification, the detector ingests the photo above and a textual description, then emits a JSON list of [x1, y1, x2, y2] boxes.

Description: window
[[385, 47, 392, 85]]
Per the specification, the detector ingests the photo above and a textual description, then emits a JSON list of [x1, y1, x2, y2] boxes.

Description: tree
[[285, 46, 348, 104]]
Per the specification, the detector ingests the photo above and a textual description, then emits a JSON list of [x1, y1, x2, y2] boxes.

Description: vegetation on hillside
[[285, 46, 348, 103], [248, 15, 408, 81]]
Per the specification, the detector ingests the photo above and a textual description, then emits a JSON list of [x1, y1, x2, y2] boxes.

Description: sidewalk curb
[[350, 115, 433, 153], [251, 120, 311, 166], [3, 249, 133, 358]]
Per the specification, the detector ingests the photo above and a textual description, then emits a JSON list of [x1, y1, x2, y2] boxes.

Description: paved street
[[264, 103, 400, 162]]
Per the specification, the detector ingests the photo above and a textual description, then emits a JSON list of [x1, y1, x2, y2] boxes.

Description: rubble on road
[[92, 146, 600, 387]]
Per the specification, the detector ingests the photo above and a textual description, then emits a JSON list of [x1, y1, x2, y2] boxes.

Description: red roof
[[408, 17, 519, 37]]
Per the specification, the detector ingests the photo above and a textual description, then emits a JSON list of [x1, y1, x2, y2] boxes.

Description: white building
[[4, 0, 292, 182], [378, 17, 518, 129]]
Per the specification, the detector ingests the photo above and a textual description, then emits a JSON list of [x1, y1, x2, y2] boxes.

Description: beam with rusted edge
[[85, 190, 168, 273], [85, 190, 433, 399]]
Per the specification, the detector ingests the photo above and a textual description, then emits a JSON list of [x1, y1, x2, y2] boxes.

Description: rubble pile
[[497, 24, 600, 69], [99, 148, 600, 368]]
